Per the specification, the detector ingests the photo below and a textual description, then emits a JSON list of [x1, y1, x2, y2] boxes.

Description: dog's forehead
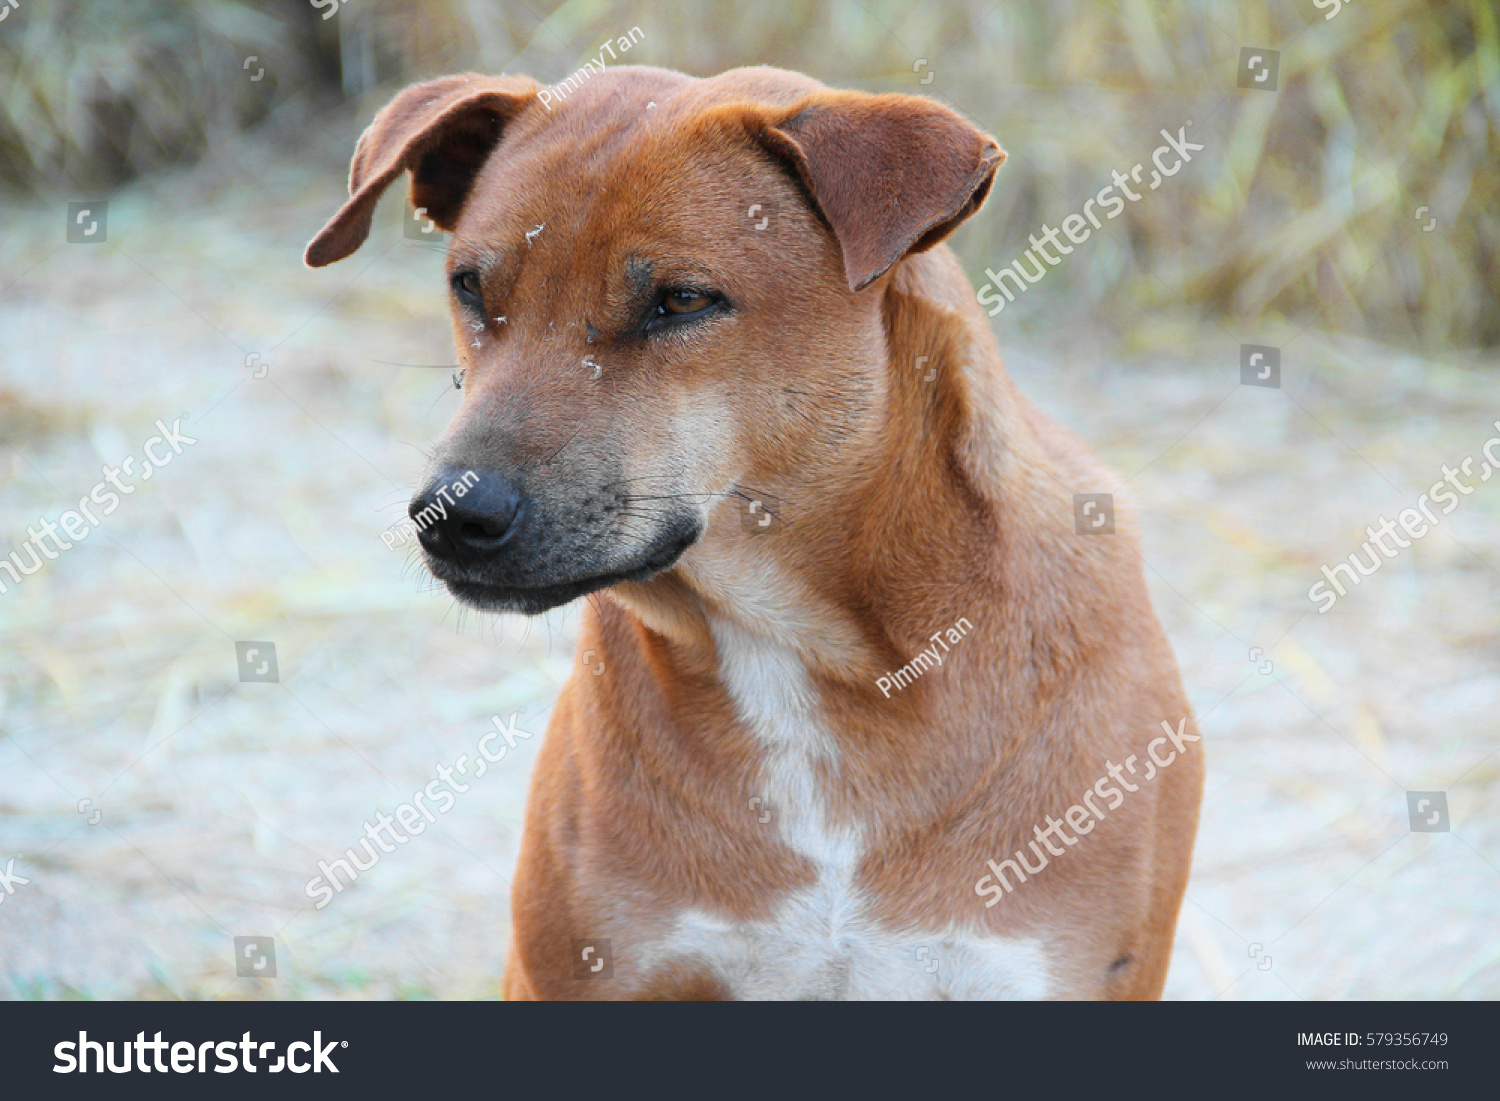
[[450, 66, 822, 277], [508, 63, 824, 136]]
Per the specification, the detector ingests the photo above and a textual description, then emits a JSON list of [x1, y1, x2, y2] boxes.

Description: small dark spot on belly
[[1108, 954, 1132, 974]]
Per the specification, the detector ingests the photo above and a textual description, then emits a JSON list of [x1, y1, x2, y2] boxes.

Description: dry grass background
[[0, 0, 1497, 999]]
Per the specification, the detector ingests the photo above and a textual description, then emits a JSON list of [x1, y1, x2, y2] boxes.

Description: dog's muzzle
[[408, 463, 700, 615]]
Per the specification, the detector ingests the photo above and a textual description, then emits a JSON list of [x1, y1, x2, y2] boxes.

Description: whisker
[[621, 490, 734, 502]]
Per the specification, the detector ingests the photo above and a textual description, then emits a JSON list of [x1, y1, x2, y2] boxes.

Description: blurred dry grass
[[3, 0, 1497, 347], [0, 0, 1497, 1000]]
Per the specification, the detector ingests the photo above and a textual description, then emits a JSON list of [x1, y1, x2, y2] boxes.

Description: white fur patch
[[637, 617, 1051, 1000]]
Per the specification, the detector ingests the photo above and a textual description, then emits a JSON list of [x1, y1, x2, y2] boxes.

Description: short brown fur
[[308, 64, 1202, 1001]]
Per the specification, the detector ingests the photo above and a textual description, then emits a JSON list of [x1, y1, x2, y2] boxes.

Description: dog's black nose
[[410, 466, 523, 564]]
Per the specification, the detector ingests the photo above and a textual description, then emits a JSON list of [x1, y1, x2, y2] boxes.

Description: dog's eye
[[452, 270, 483, 306], [664, 290, 712, 315], [647, 288, 721, 332]]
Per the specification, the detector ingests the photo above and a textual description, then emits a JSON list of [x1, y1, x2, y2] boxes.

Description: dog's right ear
[[305, 73, 539, 267]]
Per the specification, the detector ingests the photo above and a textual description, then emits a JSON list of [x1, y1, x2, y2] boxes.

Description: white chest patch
[[637, 618, 1051, 1000]]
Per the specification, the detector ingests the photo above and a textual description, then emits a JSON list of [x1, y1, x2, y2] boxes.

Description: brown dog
[[306, 65, 1202, 1000]]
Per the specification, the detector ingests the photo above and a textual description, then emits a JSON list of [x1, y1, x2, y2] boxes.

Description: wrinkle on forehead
[[624, 257, 654, 297], [452, 157, 703, 328], [452, 126, 641, 282]]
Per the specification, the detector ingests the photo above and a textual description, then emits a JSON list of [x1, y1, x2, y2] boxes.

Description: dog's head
[[307, 66, 1002, 615]]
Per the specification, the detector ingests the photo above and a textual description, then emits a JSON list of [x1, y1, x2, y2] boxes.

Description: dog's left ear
[[752, 92, 1004, 291]]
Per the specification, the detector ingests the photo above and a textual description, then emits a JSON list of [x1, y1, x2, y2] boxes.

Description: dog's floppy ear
[[305, 73, 539, 267], [753, 92, 1004, 291]]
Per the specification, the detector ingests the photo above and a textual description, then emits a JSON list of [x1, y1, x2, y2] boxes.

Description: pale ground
[[1, 155, 1496, 1000]]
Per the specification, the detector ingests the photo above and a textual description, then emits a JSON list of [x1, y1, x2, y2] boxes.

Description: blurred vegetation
[[0, 0, 1495, 349]]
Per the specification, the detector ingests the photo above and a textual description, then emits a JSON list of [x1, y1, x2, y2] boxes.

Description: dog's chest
[[655, 880, 1052, 1000], [642, 621, 1050, 1000]]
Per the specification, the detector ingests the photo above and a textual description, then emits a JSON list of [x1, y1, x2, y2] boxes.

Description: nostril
[[452, 498, 522, 546], [460, 517, 507, 541]]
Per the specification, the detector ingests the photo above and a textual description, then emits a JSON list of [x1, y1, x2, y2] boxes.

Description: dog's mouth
[[434, 525, 700, 615]]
